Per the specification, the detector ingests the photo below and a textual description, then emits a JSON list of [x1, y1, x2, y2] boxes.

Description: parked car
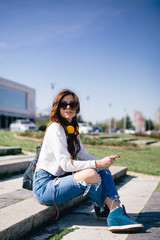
[[93, 126, 104, 133], [10, 119, 38, 132], [79, 123, 93, 134], [124, 129, 135, 134]]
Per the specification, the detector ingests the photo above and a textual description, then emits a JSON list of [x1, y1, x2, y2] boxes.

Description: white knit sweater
[[37, 122, 97, 176]]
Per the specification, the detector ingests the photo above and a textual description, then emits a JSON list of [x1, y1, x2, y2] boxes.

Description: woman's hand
[[95, 155, 120, 169]]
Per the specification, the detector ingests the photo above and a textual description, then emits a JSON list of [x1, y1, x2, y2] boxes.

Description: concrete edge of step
[[0, 194, 86, 240], [0, 147, 22, 156], [0, 166, 127, 240], [0, 157, 32, 178]]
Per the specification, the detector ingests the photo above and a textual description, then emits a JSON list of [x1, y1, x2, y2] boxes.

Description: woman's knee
[[74, 169, 101, 184]]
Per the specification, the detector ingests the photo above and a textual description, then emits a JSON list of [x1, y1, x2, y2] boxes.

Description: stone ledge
[[0, 156, 32, 178], [0, 147, 22, 156], [0, 194, 86, 240]]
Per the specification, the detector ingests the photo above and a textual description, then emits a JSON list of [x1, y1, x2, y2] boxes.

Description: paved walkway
[[127, 183, 160, 240], [25, 173, 160, 240]]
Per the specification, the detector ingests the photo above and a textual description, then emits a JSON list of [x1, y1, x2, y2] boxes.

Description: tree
[[116, 119, 123, 129], [111, 118, 117, 128], [126, 115, 133, 129], [116, 115, 133, 129], [145, 119, 155, 131]]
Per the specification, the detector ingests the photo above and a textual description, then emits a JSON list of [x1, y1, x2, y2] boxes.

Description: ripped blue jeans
[[33, 169, 120, 208]]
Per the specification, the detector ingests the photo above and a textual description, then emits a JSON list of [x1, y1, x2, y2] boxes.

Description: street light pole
[[50, 82, 56, 113], [86, 96, 90, 125], [50, 82, 55, 91], [123, 108, 126, 132], [108, 103, 112, 134]]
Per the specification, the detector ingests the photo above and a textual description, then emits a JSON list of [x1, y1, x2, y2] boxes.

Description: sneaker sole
[[108, 224, 144, 233]]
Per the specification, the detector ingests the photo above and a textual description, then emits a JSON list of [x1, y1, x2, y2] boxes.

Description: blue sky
[[0, 0, 160, 124]]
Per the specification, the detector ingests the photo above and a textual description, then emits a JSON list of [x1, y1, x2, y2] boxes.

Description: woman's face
[[59, 94, 77, 123]]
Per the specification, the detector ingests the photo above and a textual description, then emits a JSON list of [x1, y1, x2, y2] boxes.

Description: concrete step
[[0, 154, 33, 178], [0, 166, 127, 240], [0, 147, 22, 156], [132, 139, 158, 145]]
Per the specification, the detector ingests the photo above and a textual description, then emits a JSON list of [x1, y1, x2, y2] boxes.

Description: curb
[[0, 155, 32, 178], [0, 147, 22, 156], [0, 194, 85, 240]]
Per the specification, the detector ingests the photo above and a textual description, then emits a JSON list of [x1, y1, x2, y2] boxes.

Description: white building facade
[[0, 77, 36, 129]]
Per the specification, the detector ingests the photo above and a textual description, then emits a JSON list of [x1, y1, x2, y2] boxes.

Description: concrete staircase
[[0, 147, 128, 240]]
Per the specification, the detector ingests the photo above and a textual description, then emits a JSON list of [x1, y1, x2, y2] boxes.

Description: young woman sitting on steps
[[33, 89, 144, 233]]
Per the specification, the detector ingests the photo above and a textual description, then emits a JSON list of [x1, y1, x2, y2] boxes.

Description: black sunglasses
[[59, 101, 78, 110]]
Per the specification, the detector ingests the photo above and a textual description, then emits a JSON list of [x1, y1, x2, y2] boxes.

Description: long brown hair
[[47, 89, 81, 160]]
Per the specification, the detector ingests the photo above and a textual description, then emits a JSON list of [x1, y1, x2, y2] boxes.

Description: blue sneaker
[[107, 206, 144, 232]]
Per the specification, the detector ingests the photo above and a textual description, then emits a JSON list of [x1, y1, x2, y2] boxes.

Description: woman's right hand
[[95, 155, 120, 169]]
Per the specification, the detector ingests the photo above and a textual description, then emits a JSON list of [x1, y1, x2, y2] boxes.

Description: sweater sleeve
[[48, 123, 96, 172]]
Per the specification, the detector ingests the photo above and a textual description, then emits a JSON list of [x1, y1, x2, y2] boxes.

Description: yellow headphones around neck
[[66, 125, 79, 135]]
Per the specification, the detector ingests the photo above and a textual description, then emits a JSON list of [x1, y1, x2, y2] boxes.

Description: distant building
[[0, 77, 36, 129], [157, 108, 160, 127], [134, 110, 145, 133]]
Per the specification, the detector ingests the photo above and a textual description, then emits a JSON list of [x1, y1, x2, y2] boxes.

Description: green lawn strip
[[100, 133, 158, 141], [0, 132, 41, 152], [48, 227, 79, 240], [86, 145, 160, 176], [0, 132, 159, 176]]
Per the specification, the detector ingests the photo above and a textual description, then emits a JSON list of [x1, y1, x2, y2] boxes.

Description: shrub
[[18, 131, 44, 139], [80, 135, 137, 147], [150, 133, 160, 139], [39, 125, 47, 131]]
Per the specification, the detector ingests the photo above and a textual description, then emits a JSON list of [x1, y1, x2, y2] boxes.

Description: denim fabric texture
[[33, 169, 120, 208]]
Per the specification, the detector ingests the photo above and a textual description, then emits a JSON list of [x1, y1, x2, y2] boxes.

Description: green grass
[[47, 227, 79, 240], [154, 181, 160, 192], [100, 132, 158, 140], [85, 145, 160, 176], [100, 133, 135, 139], [0, 132, 42, 152]]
